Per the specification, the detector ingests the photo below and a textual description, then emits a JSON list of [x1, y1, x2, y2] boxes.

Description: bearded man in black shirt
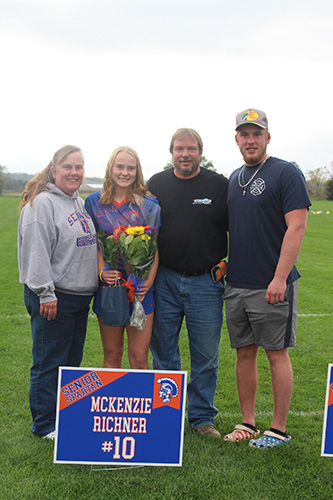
[[147, 128, 228, 438]]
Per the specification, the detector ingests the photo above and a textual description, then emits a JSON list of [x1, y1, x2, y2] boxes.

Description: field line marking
[[0, 313, 99, 319], [2, 313, 332, 320], [220, 410, 324, 418], [298, 313, 332, 317]]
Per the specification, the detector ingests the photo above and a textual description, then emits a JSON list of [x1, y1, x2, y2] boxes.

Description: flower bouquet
[[118, 225, 157, 330], [97, 230, 130, 326]]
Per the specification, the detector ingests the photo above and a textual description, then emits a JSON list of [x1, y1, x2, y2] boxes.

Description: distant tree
[[9, 172, 34, 182], [200, 156, 216, 171], [290, 161, 301, 170], [305, 166, 330, 199], [86, 176, 104, 184], [163, 161, 173, 170], [326, 177, 333, 201], [0, 165, 8, 195], [163, 156, 216, 171], [3, 177, 27, 193]]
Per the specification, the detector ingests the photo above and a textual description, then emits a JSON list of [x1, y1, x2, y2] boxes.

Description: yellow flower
[[126, 226, 145, 236]]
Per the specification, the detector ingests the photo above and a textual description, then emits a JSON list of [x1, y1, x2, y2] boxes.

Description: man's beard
[[175, 161, 200, 177]]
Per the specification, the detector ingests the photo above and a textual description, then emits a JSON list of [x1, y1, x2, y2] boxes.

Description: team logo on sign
[[157, 377, 179, 403]]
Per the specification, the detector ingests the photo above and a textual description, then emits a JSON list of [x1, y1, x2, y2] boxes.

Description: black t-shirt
[[147, 168, 228, 275]]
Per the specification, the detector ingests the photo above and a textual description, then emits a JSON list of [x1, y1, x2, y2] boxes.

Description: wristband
[[99, 269, 106, 282]]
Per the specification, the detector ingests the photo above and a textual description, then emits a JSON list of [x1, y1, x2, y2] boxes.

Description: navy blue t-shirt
[[226, 157, 311, 289]]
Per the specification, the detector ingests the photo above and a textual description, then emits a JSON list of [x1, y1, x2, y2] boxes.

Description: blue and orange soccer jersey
[[85, 191, 161, 236], [84, 191, 161, 315]]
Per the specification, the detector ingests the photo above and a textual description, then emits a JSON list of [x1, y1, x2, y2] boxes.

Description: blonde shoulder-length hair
[[100, 146, 150, 206], [19, 145, 83, 212]]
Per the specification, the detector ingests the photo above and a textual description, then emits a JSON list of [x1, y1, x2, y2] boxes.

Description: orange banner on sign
[[59, 370, 127, 411], [328, 384, 333, 407]]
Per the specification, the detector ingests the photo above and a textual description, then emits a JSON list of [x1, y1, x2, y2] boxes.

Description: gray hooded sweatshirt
[[18, 183, 98, 303]]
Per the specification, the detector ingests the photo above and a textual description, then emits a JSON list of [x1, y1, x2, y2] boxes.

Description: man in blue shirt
[[224, 109, 311, 448]]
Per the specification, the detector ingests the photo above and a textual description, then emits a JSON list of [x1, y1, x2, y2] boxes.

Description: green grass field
[[1, 195, 332, 500]]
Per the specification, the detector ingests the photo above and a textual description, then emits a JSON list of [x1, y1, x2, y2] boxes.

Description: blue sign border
[[54, 367, 187, 466], [321, 363, 333, 457]]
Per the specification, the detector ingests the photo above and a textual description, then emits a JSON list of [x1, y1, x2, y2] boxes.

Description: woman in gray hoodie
[[18, 145, 99, 440]]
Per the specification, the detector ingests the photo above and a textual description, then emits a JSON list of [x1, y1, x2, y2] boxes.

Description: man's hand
[[265, 277, 286, 304]]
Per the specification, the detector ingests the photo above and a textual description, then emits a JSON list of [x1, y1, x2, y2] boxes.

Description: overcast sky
[[1, 0, 332, 179]]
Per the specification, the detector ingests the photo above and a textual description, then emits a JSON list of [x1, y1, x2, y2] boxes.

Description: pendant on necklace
[[243, 188, 247, 196]]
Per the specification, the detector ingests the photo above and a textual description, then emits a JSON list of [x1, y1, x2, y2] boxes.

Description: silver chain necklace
[[238, 155, 269, 196]]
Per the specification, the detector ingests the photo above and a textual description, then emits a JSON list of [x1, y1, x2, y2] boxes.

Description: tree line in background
[[304, 165, 333, 200], [1, 161, 333, 200], [163, 156, 216, 171]]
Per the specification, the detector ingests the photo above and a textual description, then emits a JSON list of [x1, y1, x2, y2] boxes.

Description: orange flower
[[113, 225, 129, 241]]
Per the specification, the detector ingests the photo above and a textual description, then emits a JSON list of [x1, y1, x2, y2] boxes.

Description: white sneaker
[[43, 430, 56, 440]]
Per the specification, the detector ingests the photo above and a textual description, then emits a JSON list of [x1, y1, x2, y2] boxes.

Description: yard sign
[[321, 363, 333, 457], [54, 367, 187, 466]]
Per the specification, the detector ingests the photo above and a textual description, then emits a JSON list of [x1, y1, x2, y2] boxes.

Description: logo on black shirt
[[192, 198, 212, 205]]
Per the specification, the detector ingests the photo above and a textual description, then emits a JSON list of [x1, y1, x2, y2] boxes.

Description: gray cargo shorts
[[224, 281, 298, 350]]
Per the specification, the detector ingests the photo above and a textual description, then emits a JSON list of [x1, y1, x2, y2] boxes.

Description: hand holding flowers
[[97, 230, 122, 285], [97, 225, 158, 330], [118, 225, 157, 330], [101, 268, 122, 286]]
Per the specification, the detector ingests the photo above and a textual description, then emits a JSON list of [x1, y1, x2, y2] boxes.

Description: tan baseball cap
[[235, 108, 268, 130]]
